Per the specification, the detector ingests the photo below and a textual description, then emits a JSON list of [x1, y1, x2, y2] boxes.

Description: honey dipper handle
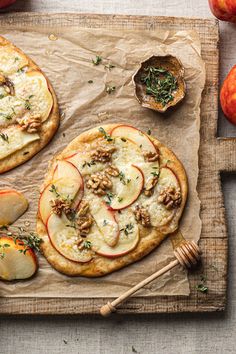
[[100, 259, 179, 317]]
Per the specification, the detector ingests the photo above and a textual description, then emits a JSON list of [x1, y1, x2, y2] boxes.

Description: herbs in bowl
[[133, 55, 186, 113]]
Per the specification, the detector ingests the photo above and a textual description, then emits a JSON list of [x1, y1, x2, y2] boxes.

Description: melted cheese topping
[[0, 46, 28, 75], [0, 126, 39, 159]]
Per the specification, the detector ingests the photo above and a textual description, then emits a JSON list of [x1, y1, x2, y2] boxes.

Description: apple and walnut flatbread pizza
[[0, 36, 59, 174], [37, 124, 188, 277]]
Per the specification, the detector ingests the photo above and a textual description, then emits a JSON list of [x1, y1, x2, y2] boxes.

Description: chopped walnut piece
[[91, 144, 116, 163], [134, 205, 151, 227], [77, 214, 93, 237], [50, 198, 71, 216], [143, 150, 159, 162], [77, 200, 90, 217], [17, 114, 41, 133], [144, 176, 159, 197], [158, 186, 182, 210], [86, 172, 112, 196], [0, 75, 15, 95], [105, 164, 119, 177]]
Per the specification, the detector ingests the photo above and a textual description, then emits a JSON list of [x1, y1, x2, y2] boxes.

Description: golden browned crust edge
[[37, 124, 188, 277], [0, 35, 60, 174]]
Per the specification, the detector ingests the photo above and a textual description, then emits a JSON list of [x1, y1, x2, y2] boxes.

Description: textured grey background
[[0, 1, 235, 353]]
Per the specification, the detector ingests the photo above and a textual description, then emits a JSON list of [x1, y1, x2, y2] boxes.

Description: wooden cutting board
[[0, 12, 232, 315]]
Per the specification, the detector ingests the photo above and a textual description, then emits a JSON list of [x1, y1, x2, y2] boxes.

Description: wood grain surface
[[0, 12, 233, 315]]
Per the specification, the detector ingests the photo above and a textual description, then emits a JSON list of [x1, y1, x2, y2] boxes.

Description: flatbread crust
[[37, 124, 187, 277], [0, 36, 59, 174]]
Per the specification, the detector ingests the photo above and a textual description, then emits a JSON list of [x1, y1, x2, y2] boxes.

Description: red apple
[[220, 65, 236, 125], [0, 0, 16, 9], [208, 0, 236, 22]]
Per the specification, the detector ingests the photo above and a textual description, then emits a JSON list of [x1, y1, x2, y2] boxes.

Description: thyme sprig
[[98, 127, 113, 142], [141, 66, 177, 106], [92, 55, 102, 65], [120, 223, 134, 236], [0, 225, 42, 257]]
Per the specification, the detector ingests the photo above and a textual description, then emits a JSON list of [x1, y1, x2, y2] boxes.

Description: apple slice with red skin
[[109, 165, 144, 211], [0, 189, 28, 226], [46, 213, 93, 263], [0, 236, 37, 280], [89, 198, 119, 247], [88, 211, 139, 258], [142, 166, 180, 227], [39, 177, 81, 224], [53, 160, 84, 209], [111, 125, 158, 155]]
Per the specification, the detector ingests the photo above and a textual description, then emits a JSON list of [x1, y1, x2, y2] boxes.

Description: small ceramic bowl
[[133, 55, 186, 113]]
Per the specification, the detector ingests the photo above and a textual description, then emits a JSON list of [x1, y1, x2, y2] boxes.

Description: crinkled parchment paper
[[0, 26, 205, 297]]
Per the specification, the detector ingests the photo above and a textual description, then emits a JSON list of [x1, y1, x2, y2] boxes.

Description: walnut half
[[50, 198, 72, 217], [77, 201, 93, 237], [17, 114, 42, 133], [158, 186, 182, 210], [90, 144, 116, 163], [86, 172, 112, 196], [134, 205, 151, 227]]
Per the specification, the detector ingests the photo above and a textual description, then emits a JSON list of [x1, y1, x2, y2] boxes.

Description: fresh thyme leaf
[[98, 127, 113, 142], [49, 184, 60, 198], [82, 160, 96, 168], [196, 284, 208, 293], [0, 132, 9, 143], [25, 99, 31, 110], [103, 219, 108, 226], [88, 80, 93, 84], [151, 171, 159, 177], [83, 240, 92, 249], [104, 63, 115, 70], [106, 85, 116, 94], [0, 112, 13, 120], [141, 66, 177, 106], [121, 223, 134, 236], [0, 94, 4, 99], [147, 128, 152, 135], [92, 55, 102, 65], [28, 94, 34, 99], [196, 274, 208, 293], [105, 192, 114, 205], [121, 137, 127, 142], [17, 68, 24, 74], [118, 196, 123, 203]]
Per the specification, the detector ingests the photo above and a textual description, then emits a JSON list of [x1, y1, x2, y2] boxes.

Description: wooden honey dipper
[[100, 240, 201, 317]]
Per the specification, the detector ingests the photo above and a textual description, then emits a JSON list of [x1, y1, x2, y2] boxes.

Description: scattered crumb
[[63, 339, 68, 344], [132, 346, 138, 353], [48, 33, 58, 41]]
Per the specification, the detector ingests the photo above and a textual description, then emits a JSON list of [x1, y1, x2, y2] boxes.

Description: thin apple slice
[[66, 151, 106, 175], [0, 237, 37, 280], [135, 161, 159, 189], [53, 160, 84, 209], [39, 177, 80, 224], [109, 165, 144, 210], [0, 190, 28, 226], [141, 166, 180, 227], [47, 213, 93, 263], [89, 197, 119, 247], [111, 125, 157, 154], [88, 210, 139, 258]]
